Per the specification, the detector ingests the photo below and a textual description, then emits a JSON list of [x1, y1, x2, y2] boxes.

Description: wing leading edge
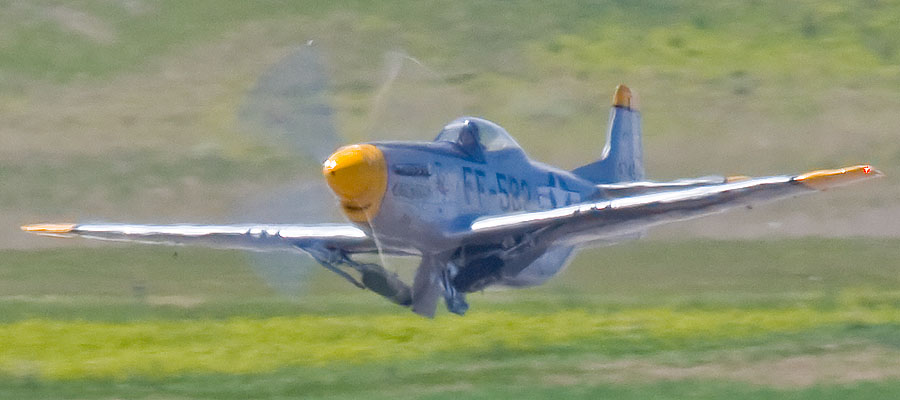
[[20, 223, 378, 255], [465, 165, 882, 245], [20, 223, 422, 305]]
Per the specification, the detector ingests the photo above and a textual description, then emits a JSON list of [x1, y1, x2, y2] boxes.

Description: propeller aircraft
[[22, 84, 882, 318]]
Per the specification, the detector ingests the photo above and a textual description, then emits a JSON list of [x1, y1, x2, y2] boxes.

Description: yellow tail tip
[[795, 164, 883, 190], [21, 223, 76, 234], [613, 84, 633, 109]]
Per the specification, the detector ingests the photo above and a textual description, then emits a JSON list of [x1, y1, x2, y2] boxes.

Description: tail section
[[572, 85, 644, 184]]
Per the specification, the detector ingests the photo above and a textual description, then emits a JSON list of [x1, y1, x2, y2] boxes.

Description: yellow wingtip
[[795, 164, 883, 190], [21, 223, 77, 234], [613, 84, 633, 109]]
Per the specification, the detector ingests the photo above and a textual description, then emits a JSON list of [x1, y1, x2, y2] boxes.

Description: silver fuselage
[[362, 141, 601, 289]]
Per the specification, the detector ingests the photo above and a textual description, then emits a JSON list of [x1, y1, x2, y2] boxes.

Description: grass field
[[1, 239, 899, 398], [2, 1, 899, 398]]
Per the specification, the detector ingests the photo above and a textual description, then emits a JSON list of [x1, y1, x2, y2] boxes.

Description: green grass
[[0, 239, 897, 384], [2, 369, 898, 400], [0, 0, 319, 82], [2, 306, 899, 379], [2, 365, 900, 400], [0, 239, 898, 396], [4, 1, 899, 84]]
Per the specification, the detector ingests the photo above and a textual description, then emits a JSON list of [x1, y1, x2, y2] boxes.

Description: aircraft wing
[[20, 223, 379, 255], [465, 165, 882, 246]]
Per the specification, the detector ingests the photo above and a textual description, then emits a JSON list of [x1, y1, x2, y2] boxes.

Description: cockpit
[[434, 117, 521, 153]]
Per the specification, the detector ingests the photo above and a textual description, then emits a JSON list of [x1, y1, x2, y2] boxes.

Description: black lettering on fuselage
[[463, 167, 534, 211], [462, 167, 476, 205], [520, 180, 530, 205], [509, 177, 520, 210], [475, 170, 486, 207], [547, 174, 558, 208], [496, 173, 509, 210]]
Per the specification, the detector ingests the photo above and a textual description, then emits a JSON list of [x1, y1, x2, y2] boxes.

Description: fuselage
[[321, 117, 605, 291], [370, 140, 598, 253]]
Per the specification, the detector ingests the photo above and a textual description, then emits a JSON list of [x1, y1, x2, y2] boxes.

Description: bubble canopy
[[434, 117, 521, 152]]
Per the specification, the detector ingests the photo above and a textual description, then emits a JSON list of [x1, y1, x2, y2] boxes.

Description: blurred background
[[1, 1, 898, 399]]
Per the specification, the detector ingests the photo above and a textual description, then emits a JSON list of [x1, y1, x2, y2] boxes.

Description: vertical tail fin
[[572, 85, 644, 184]]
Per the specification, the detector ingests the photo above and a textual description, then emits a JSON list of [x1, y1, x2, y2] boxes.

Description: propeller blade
[[239, 43, 341, 163], [364, 50, 467, 141], [235, 183, 339, 296], [235, 44, 344, 295]]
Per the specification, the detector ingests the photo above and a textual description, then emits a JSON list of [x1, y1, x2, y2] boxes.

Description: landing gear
[[306, 246, 466, 316], [411, 254, 469, 317], [359, 263, 411, 306], [441, 263, 469, 315], [307, 248, 411, 307]]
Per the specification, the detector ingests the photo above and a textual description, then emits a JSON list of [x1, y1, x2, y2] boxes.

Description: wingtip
[[21, 223, 77, 234], [795, 164, 883, 190]]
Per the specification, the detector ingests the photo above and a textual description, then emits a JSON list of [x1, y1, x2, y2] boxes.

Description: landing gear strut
[[411, 254, 469, 317], [306, 246, 467, 316], [308, 248, 411, 307]]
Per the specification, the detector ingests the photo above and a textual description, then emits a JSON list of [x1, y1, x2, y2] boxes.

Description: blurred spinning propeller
[[234, 42, 465, 296]]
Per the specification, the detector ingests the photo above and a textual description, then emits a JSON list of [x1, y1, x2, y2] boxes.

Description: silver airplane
[[22, 85, 882, 317]]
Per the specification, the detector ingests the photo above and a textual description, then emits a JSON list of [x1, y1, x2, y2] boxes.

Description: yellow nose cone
[[323, 144, 388, 222]]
